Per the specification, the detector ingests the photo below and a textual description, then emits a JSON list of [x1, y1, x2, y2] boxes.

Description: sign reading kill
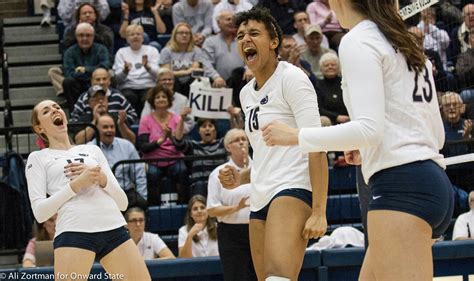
[[189, 84, 233, 119]]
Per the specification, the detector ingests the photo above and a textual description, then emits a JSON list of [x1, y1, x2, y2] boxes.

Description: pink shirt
[[138, 112, 183, 167], [306, 0, 342, 33]]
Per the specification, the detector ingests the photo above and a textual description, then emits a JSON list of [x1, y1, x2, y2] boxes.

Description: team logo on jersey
[[260, 96, 269, 105], [27, 164, 32, 170]]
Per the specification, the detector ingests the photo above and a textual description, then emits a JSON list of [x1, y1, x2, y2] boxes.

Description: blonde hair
[[167, 23, 194, 52], [125, 24, 144, 36], [31, 102, 49, 148]]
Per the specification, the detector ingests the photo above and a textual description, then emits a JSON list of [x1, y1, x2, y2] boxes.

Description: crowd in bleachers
[[16, 0, 474, 265]]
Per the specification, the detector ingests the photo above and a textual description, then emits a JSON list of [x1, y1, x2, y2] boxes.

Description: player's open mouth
[[53, 115, 64, 126], [244, 47, 257, 63]]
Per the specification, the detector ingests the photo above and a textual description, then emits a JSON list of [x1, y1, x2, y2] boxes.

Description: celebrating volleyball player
[[219, 7, 329, 281], [261, 1, 454, 280], [27, 100, 150, 281]]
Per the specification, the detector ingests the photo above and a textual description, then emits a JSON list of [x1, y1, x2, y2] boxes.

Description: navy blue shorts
[[53, 226, 130, 261], [250, 188, 312, 221], [368, 160, 454, 238]]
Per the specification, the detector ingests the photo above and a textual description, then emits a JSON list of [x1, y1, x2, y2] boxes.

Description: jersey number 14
[[412, 65, 434, 103]]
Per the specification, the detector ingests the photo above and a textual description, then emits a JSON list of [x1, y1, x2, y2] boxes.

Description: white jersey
[[207, 158, 252, 224], [137, 232, 168, 260], [240, 61, 322, 211], [178, 226, 219, 257], [298, 20, 445, 183], [26, 145, 128, 238]]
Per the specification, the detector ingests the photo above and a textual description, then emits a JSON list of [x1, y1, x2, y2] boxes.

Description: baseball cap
[[87, 85, 106, 98], [304, 24, 322, 37]]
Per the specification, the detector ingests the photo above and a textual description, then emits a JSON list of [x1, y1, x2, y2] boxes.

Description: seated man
[[202, 10, 245, 88], [452, 191, 474, 240], [70, 68, 137, 144], [301, 24, 336, 79], [58, 0, 110, 29], [88, 114, 147, 208], [62, 22, 111, 110]]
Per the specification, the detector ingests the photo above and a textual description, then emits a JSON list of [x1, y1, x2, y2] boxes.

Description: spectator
[[178, 195, 219, 258], [257, 0, 307, 35], [88, 114, 147, 208], [439, 92, 472, 157], [22, 215, 57, 268], [212, 0, 253, 33], [158, 0, 175, 35], [159, 23, 204, 97], [207, 129, 256, 281], [448, 3, 474, 65], [64, 3, 115, 54], [202, 10, 245, 88], [292, 10, 329, 48], [301, 24, 336, 79], [71, 68, 137, 144], [58, 0, 110, 29], [452, 191, 474, 240], [278, 35, 318, 88], [417, 7, 451, 69], [172, 0, 214, 47], [40, 0, 54, 27], [456, 27, 474, 101], [62, 23, 111, 111], [141, 68, 196, 133], [119, 0, 166, 50], [306, 0, 345, 51], [173, 108, 243, 197], [125, 207, 176, 259], [138, 85, 189, 205], [113, 24, 160, 115], [315, 52, 348, 126]]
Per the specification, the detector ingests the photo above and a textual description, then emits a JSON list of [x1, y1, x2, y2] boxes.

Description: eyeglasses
[[176, 31, 191, 36], [128, 218, 145, 224], [77, 33, 94, 38]]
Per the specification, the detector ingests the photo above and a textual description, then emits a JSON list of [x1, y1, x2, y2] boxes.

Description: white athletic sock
[[265, 277, 290, 281], [42, 7, 51, 18]]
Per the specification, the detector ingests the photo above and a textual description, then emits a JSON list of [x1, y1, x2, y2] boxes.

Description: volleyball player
[[27, 100, 150, 281], [261, 1, 454, 280], [219, 7, 329, 281]]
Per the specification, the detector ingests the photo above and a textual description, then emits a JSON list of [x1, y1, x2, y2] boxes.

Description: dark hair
[[31, 102, 50, 147], [146, 84, 174, 109], [184, 195, 217, 242], [124, 206, 145, 221], [235, 7, 283, 55], [350, 0, 425, 73], [75, 3, 100, 25], [127, 0, 152, 11], [197, 118, 216, 129]]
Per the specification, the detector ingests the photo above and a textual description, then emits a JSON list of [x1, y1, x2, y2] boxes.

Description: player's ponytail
[[351, 0, 426, 73]]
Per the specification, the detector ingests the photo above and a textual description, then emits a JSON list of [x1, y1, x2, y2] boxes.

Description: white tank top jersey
[[26, 145, 128, 238], [240, 61, 322, 212], [298, 20, 445, 183]]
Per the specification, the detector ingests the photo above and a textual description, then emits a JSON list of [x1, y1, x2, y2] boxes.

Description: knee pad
[[265, 277, 290, 281]]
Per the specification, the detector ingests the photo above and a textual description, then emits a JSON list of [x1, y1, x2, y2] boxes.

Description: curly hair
[[235, 7, 283, 56]]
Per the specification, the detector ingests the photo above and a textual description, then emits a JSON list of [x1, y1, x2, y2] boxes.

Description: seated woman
[[178, 195, 219, 258], [173, 107, 243, 197], [159, 23, 205, 97], [125, 207, 176, 259], [138, 85, 189, 205], [22, 214, 57, 268], [114, 24, 160, 115], [315, 53, 349, 126], [120, 0, 166, 50]]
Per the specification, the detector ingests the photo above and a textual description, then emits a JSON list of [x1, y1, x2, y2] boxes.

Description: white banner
[[189, 83, 233, 119], [399, 0, 439, 20]]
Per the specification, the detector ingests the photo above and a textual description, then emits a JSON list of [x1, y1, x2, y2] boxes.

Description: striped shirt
[[173, 137, 227, 188], [70, 88, 138, 125]]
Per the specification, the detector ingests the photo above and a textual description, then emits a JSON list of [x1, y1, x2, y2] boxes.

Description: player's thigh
[[368, 210, 433, 281], [249, 219, 266, 281], [54, 247, 95, 281], [264, 196, 311, 279], [100, 239, 151, 281]]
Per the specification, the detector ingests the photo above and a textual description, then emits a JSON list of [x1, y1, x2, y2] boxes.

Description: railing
[[0, 123, 100, 156], [1, 18, 13, 152]]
